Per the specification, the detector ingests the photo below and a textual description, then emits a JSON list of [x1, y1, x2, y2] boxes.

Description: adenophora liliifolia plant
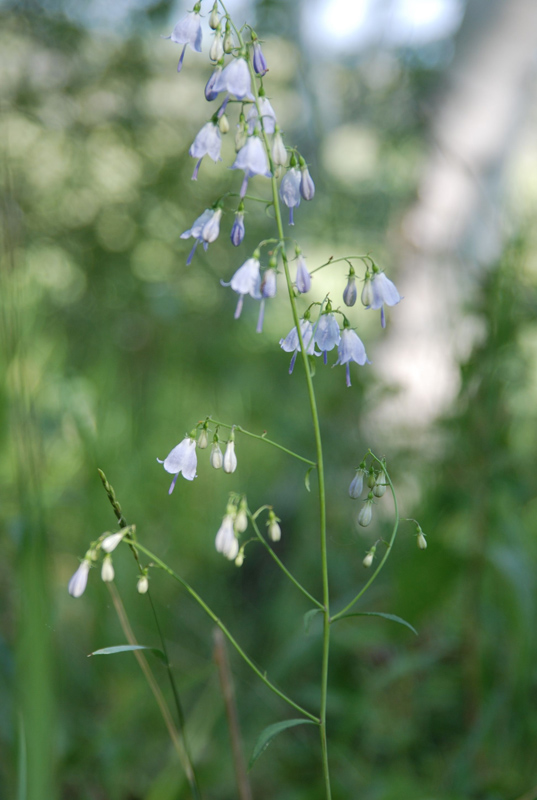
[[68, 3, 425, 797]]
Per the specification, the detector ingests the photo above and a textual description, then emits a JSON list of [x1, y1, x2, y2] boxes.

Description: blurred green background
[[2, 0, 537, 798]]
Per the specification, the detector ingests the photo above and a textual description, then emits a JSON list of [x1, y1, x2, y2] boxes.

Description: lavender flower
[[189, 122, 222, 180], [246, 96, 276, 135], [68, 559, 91, 598], [295, 254, 311, 294], [280, 318, 319, 374], [300, 163, 315, 200], [231, 135, 271, 197], [168, 11, 202, 73], [279, 167, 301, 225], [314, 313, 341, 363], [215, 514, 239, 560], [349, 468, 366, 498], [205, 66, 222, 101], [180, 208, 222, 264], [334, 328, 370, 387], [256, 267, 277, 333], [230, 209, 245, 246], [252, 40, 268, 76], [223, 257, 261, 318], [212, 58, 254, 100], [366, 271, 402, 328], [343, 273, 357, 306], [157, 436, 197, 493]]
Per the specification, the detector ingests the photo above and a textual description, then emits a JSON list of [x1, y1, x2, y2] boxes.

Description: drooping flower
[[223, 440, 237, 473], [349, 467, 366, 499], [314, 313, 341, 364], [334, 328, 370, 387], [362, 269, 401, 328], [246, 96, 276, 135], [68, 559, 91, 598], [343, 272, 357, 306], [231, 135, 271, 197], [295, 253, 311, 294], [212, 58, 254, 100], [180, 208, 222, 264], [252, 40, 268, 76], [189, 121, 222, 180], [279, 167, 301, 225], [230, 203, 245, 246], [256, 267, 277, 333], [300, 162, 315, 200], [222, 256, 261, 318], [167, 10, 202, 73], [279, 318, 320, 374], [205, 66, 222, 101], [157, 436, 197, 493], [102, 529, 128, 553], [358, 494, 374, 527], [215, 514, 239, 560]]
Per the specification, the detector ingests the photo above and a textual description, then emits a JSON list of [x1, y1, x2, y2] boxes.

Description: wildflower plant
[[68, 4, 425, 797]]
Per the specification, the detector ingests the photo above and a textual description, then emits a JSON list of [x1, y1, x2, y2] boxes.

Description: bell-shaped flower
[[246, 96, 276, 135], [205, 66, 222, 101], [279, 168, 301, 225], [295, 254, 311, 294], [157, 436, 197, 494], [230, 209, 245, 246], [256, 267, 277, 333], [280, 318, 320, 374], [363, 270, 401, 328], [300, 163, 315, 200], [223, 440, 237, 473], [349, 467, 366, 499], [252, 40, 268, 76], [314, 313, 341, 364], [334, 328, 370, 387], [168, 11, 202, 73], [215, 514, 239, 560], [189, 122, 222, 180], [232, 135, 271, 197], [68, 559, 91, 598], [222, 256, 261, 319], [212, 57, 254, 101], [180, 208, 222, 265]]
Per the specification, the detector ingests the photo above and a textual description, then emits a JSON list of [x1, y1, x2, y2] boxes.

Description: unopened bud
[[343, 274, 357, 307], [209, 2, 219, 29], [198, 428, 209, 449], [210, 29, 224, 62], [235, 119, 247, 152], [349, 468, 366, 499], [361, 272, 373, 307], [373, 472, 387, 497], [101, 555, 115, 583], [235, 549, 245, 567], [416, 526, 427, 550], [367, 469, 376, 489], [267, 510, 281, 542], [137, 575, 149, 594], [218, 114, 229, 134], [210, 442, 223, 469], [234, 504, 248, 533], [358, 495, 374, 528], [223, 23, 234, 54], [363, 547, 376, 568], [223, 440, 237, 473]]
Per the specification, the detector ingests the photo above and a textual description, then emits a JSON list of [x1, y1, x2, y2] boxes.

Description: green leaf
[[303, 608, 322, 634], [88, 645, 168, 664], [304, 466, 314, 493], [249, 719, 317, 770], [333, 612, 418, 636]]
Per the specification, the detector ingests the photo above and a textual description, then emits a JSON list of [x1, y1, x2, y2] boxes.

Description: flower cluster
[[157, 423, 238, 495], [67, 526, 136, 598]]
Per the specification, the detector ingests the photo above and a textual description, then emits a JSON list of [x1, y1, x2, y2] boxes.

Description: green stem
[[310, 254, 373, 275], [248, 513, 324, 610], [207, 418, 316, 466], [331, 453, 399, 622], [124, 537, 320, 725]]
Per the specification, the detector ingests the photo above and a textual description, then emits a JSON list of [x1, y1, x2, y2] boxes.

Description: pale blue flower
[[205, 66, 222, 101], [252, 41, 268, 76], [232, 135, 271, 197], [212, 57, 254, 100], [256, 267, 277, 333], [334, 328, 370, 387], [300, 164, 315, 200], [180, 208, 222, 264], [369, 271, 401, 328], [168, 11, 202, 73], [68, 559, 91, 598], [230, 209, 245, 246], [280, 318, 319, 374], [314, 313, 341, 363], [223, 257, 261, 318], [189, 121, 222, 180], [246, 96, 276, 135], [279, 168, 301, 225], [158, 436, 197, 493], [295, 254, 311, 294]]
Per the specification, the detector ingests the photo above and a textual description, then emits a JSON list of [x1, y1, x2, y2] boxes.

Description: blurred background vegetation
[[2, 0, 537, 798]]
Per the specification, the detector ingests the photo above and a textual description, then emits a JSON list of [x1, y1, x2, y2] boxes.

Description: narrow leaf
[[304, 466, 314, 493], [334, 612, 418, 636], [303, 608, 322, 634], [89, 645, 168, 664], [249, 719, 316, 770]]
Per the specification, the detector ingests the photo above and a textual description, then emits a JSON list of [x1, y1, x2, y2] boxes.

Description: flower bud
[[68, 559, 91, 598], [101, 555, 115, 583], [357, 495, 374, 528], [363, 547, 376, 568], [361, 272, 373, 307], [210, 442, 223, 469], [272, 128, 287, 167], [373, 472, 387, 497], [218, 113, 230, 134], [267, 510, 281, 542], [137, 575, 149, 594], [234, 500, 248, 533], [235, 117, 247, 152], [343, 274, 357, 307], [416, 526, 427, 550], [209, 2, 219, 29], [210, 29, 224, 62], [300, 163, 315, 201], [367, 469, 376, 489], [223, 23, 234, 54], [223, 440, 237, 473], [197, 428, 209, 449], [349, 468, 365, 499], [235, 550, 245, 567], [102, 530, 127, 553]]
